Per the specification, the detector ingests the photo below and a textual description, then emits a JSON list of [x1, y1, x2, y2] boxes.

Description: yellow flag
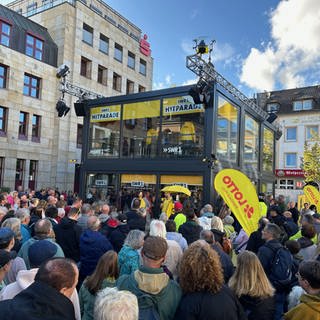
[[214, 169, 261, 235], [304, 185, 320, 213]]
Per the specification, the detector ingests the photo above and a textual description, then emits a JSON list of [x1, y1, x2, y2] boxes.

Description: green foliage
[[302, 137, 320, 183]]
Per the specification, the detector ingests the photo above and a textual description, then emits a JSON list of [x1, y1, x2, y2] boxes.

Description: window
[[28, 160, 38, 190], [19, 112, 28, 139], [31, 114, 41, 142], [99, 33, 109, 54], [216, 95, 239, 162], [26, 34, 43, 60], [306, 126, 319, 141], [0, 64, 8, 88], [97, 65, 107, 86], [23, 73, 40, 98], [27, 2, 37, 15], [77, 124, 83, 149], [278, 179, 294, 190], [113, 72, 122, 91], [126, 79, 134, 94], [285, 127, 297, 142], [15, 159, 25, 191], [0, 157, 4, 186], [82, 23, 93, 45], [139, 59, 146, 75], [80, 56, 92, 78], [0, 20, 11, 47], [114, 43, 123, 62], [285, 153, 297, 168], [293, 99, 313, 111], [262, 127, 274, 172], [243, 114, 259, 170], [138, 85, 146, 92], [128, 51, 135, 69], [0, 106, 8, 135], [266, 103, 280, 113]]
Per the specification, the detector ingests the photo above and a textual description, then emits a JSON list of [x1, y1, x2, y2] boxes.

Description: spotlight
[[56, 99, 70, 117], [188, 81, 213, 108], [197, 40, 209, 55], [267, 113, 277, 124], [56, 64, 70, 78]]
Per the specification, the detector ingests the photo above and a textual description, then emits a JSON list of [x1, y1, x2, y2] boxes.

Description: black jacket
[[212, 244, 234, 283], [175, 286, 247, 320], [246, 228, 265, 254], [54, 217, 82, 262], [289, 207, 300, 224], [109, 224, 130, 253], [239, 294, 275, 320], [126, 210, 146, 231], [178, 221, 203, 245], [0, 281, 75, 320]]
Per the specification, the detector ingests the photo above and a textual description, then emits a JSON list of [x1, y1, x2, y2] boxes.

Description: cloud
[[153, 73, 175, 90], [240, 0, 320, 91]]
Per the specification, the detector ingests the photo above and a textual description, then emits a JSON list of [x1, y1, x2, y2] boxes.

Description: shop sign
[[131, 181, 145, 188], [139, 34, 151, 57], [90, 105, 121, 123], [214, 169, 260, 235], [95, 180, 108, 186], [163, 96, 204, 116], [275, 169, 305, 177], [162, 146, 182, 154]]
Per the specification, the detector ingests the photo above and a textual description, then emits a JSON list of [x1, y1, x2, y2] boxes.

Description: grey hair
[[94, 287, 138, 320], [15, 208, 30, 221], [87, 216, 101, 231], [203, 204, 213, 213], [124, 230, 145, 250], [211, 216, 224, 232], [2, 218, 22, 241], [149, 220, 167, 239], [81, 203, 92, 215], [265, 223, 281, 240]]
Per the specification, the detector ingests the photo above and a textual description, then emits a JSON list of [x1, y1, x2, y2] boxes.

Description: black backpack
[[266, 244, 293, 290]]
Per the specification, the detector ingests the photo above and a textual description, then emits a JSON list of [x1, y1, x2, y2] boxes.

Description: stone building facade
[[2, 0, 153, 192]]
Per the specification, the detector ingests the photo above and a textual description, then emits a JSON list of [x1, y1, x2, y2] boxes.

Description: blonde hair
[[211, 216, 224, 232], [229, 250, 274, 298], [2, 218, 22, 241], [94, 287, 138, 320]]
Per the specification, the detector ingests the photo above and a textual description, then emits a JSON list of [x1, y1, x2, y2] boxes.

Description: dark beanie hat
[[28, 240, 58, 267]]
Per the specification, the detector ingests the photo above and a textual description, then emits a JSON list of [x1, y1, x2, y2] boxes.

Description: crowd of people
[[0, 188, 319, 319]]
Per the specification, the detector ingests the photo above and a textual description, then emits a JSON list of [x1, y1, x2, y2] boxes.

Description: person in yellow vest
[[161, 192, 174, 218], [180, 121, 196, 156], [258, 193, 268, 216], [146, 127, 158, 156]]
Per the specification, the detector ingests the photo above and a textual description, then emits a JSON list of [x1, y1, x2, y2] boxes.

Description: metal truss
[[186, 54, 269, 120]]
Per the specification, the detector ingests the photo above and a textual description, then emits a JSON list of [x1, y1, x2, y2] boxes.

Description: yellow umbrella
[[161, 185, 191, 196]]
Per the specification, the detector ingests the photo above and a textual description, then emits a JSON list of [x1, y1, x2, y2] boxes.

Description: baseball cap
[[0, 249, 15, 268], [0, 228, 15, 245], [142, 236, 168, 260], [174, 202, 183, 211], [118, 213, 127, 223], [28, 240, 58, 268]]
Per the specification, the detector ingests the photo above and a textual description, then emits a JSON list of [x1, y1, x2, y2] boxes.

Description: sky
[[104, 0, 320, 97], [2, 0, 320, 97]]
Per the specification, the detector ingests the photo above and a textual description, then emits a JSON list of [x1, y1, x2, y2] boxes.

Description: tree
[[302, 137, 320, 183]]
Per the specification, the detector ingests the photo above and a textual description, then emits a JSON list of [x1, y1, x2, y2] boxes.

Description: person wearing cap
[[0, 258, 79, 320], [0, 250, 13, 290], [0, 240, 81, 320], [170, 202, 186, 231], [117, 236, 182, 320], [0, 227, 26, 285]]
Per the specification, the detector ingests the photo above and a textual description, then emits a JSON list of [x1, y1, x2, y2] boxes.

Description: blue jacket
[[118, 245, 140, 276], [80, 230, 113, 277]]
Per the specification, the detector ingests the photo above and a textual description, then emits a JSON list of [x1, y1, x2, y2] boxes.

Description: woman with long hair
[[175, 240, 246, 319], [229, 250, 275, 320], [79, 250, 119, 320]]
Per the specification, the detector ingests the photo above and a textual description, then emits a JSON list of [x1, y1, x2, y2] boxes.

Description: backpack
[[138, 293, 160, 320], [266, 244, 293, 290]]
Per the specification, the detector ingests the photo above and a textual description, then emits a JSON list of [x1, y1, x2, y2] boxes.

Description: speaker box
[[74, 102, 86, 116]]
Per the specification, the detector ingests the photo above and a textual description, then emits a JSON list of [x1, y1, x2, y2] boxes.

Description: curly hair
[[179, 240, 223, 294]]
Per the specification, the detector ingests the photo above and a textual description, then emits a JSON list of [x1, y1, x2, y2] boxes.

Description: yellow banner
[[214, 169, 261, 235], [163, 96, 204, 116], [123, 100, 160, 120], [90, 105, 121, 122], [304, 185, 320, 213]]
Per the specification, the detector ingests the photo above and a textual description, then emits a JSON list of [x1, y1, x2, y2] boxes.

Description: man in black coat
[[246, 217, 269, 253], [0, 258, 78, 320], [126, 198, 146, 231], [178, 208, 203, 245], [54, 207, 82, 262]]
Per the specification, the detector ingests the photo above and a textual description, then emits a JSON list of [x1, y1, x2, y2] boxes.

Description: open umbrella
[[161, 185, 191, 196]]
